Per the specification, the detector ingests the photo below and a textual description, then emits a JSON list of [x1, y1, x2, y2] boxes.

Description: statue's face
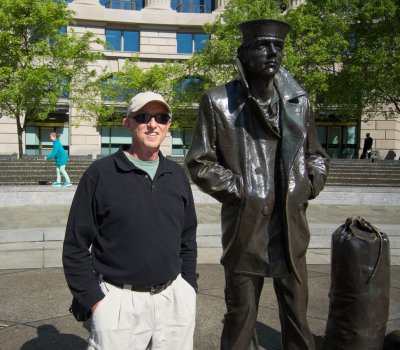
[[242, 38, 284, 78]]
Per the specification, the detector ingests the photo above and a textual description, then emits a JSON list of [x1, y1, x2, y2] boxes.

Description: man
[[360, 132, 373, 159], [63, 91, 198, 350], [185, 19, 329, 350]]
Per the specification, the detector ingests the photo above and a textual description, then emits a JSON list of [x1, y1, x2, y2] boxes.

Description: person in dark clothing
[[185, 19, 329, 350], [63, 91, 198, 350], [360, 133, 373, 159]]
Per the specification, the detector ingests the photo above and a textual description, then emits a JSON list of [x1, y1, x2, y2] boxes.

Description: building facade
[[1, 0, 399, 160]]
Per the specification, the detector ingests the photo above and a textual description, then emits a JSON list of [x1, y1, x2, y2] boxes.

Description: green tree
[[184, 0, 350, 106], [333, 0, 399, 119], [0, 0, 101, 157], [285, 0, 400, 120], [283, 1, 349, 105], [182, 0, 399, 122], [84, 58, 210, 130]]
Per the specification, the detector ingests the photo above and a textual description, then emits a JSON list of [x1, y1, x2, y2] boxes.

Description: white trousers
[[87, 274, 196, 350]]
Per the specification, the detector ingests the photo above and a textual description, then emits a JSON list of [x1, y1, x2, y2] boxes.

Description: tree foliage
[[84, 58, 212, 130], [0, 0, 101, 157], [285, 0, 400, 120], [181, 0, 400, 121]]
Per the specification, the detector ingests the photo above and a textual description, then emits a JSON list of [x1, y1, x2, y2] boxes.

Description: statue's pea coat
[[185, 67, 329, 282]]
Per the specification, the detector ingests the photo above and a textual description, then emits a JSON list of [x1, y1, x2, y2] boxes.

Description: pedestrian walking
[[44, 132, 72, 187], [360, 133, 373, 159]]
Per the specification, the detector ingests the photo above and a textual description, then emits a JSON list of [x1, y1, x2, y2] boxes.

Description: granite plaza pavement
[[0, 184, 399, 349]]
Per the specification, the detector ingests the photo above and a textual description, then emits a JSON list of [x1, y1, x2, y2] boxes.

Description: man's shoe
[[63, 181, 73, 187], [51, 182, 62, 187]]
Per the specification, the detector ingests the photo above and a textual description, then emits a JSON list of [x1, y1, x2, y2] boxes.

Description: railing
[[175, 1, 212, 13], [104, 0, 213, 13], [104, 0, 144, 10]]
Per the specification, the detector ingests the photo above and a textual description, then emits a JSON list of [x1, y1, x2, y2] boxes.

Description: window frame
[[105, 29, 140, 52], [177, 32, 210, 54]]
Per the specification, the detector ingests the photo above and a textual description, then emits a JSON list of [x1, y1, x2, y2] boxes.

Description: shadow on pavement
[[20, 325, 87, 350], [256, 322, 326, 350], [256, 322, 281, 349]]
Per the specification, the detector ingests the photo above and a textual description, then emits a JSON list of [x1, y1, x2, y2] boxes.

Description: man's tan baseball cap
[[126, 91, 172, 117]]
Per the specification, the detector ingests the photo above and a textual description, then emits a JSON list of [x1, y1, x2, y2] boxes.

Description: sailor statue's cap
[[238, 18, 292, 44]]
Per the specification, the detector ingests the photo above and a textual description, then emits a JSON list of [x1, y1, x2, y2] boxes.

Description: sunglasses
[[131, 113, 171, 125]]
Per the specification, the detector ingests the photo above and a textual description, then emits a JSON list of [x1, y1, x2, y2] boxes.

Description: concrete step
[[1, 223, 399, 268], [1, 158, 400, 186], [1, 184, 400, 206]]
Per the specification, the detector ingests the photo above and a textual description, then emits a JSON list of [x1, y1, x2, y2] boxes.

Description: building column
[[214, 0, 226, 12], [70, 0, 101, 5], [290, 0, 305, 8], [144, 0, 172, 10]]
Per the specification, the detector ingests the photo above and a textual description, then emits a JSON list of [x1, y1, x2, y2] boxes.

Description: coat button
[[255, 167, 262, 174], [262, 207, 270, 216]]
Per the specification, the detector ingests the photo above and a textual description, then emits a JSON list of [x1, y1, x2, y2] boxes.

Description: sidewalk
[[0, 264, 399, 350]]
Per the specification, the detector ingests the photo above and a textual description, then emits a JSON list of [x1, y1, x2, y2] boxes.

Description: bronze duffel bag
[[324, 217, 390, 350]]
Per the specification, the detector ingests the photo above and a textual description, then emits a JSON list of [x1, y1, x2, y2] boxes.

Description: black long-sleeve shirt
[[63, 149, 197, 310]]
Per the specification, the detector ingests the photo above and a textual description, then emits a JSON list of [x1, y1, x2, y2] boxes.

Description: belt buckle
[[150, 283, 165, 295]]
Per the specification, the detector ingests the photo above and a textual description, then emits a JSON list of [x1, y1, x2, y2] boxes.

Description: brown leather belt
[[102, 276, 174, 294]]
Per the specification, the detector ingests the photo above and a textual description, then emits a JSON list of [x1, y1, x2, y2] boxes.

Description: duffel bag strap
[[346, 216, 385, 284]]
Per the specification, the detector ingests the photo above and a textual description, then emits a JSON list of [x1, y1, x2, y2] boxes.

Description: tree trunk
[[16, 114, 24, 159]]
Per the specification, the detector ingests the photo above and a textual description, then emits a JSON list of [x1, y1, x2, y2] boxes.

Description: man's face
[[242, 38, 284, 78], [124, 101, 171, 155]]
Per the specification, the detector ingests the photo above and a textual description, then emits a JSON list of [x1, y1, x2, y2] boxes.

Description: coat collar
[[236, 58, 308, 177], [112, 148, 173, 175], [236, 58, 306, 102]]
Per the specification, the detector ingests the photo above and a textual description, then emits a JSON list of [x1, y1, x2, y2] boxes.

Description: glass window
[[171, 0, 213, 13], [106, 30, 122, 51], [317, 126, 327, 148], [101, 76, 122, 101], [102, 75, 137, 102], [173, 77, 202, 98], [343, 126, 356, 144], [124, 31, 139, 52], [26, 126, 69, 156], [172, 129, 193, 156], [101, 126, 131, 155], [341, 126, 357, 158], [177, 33, 209, 54], [49, 26, 67, 46], [177, 33, 193, 54], [194, 33, 209, 52], [26, 127, 39, 145], [123, 0, 131, 9], [111, 1, 120, 8], [60, 78, 70, 99], [106, 30, 139, 52], [57, 128, 69, 147], [102, 0, 144, 10]]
